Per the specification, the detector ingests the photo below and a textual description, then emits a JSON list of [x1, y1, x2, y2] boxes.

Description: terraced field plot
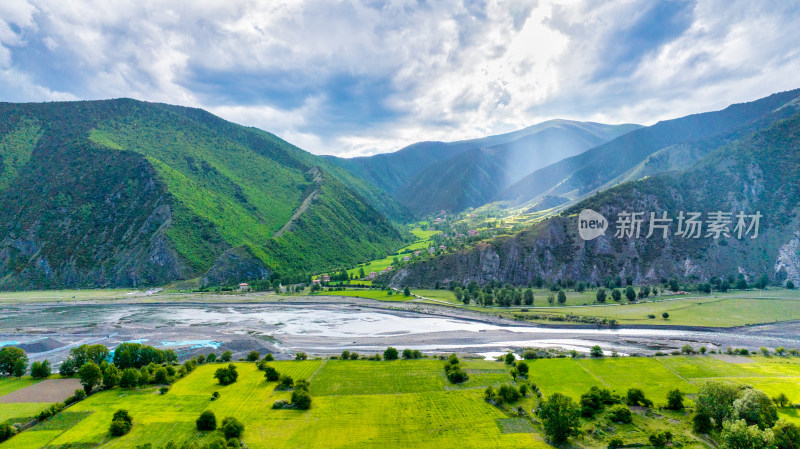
[[3, 356, 800, 448]]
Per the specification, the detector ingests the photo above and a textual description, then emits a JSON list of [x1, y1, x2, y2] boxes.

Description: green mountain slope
[[385, 111, 800, 287], [498, 89, 800, 207], [0, 99, 407, 289], [327, 120, 640, 215]]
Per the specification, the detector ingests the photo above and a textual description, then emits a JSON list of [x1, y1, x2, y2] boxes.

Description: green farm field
[[4, 356, 800, 448]]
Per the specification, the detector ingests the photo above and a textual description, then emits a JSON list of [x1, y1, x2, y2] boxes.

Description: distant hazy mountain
[[0, 99, 407, 289], [326, 120, 640, 215], [498, 89, 800, 209], [385, 102, 800, 288]]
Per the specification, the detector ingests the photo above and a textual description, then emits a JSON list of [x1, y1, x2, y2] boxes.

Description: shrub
[[608, 436, 624, 448], [649, 430, 673, 447], [590, 345, 604, 357], [196, 410, 217, 431], [734, 388, 778, 429], [278, 375, 294, 389], [264, 366, 280, 381], [109, 419, 132, 436], [608, 404, 633, 423], [295, 352, 307, 361], [292, 390, 312, 409], [497, 384, 521, 403], [221, 417, 244, 439], [626, 388, 653, 407], [0, 422, 16, 443], [272, 400, 290, 409], [206, 353, 217, 363], [214, 364, 238, 385], [666, 388, 685, 410], [263, 353, 274, 361], [159, 386, 169, 395], [211, 391, 220, 401], [383, 347, 399, 360], [246, 351, 260, 362], [516, 361, 529, 375], [109, 409, 133, 437], [72, 389, 86, 401], [294, 379, 310, 392], [220, 351, 232, 362], [693, 413, 713, 433]]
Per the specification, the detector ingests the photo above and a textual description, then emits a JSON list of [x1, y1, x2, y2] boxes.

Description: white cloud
[[0, 0, 798, 156]]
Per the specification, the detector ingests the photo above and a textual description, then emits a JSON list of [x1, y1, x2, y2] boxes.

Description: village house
[[238, 283, 249, 291]]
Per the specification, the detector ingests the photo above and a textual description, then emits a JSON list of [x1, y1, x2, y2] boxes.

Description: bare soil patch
[[0, 378, 81, 403]]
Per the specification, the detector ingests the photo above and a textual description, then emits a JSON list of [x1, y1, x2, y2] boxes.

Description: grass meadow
[[3, 355, 800, 448]]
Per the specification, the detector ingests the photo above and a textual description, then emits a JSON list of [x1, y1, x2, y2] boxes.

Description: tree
[[214, 364, 238, 385], [220, 351, 233, 362], [103, 365, 120, 389], [120, 368, 139, 388], [221, 417, 244, 439], [279, 376, 294, 389], [696, 381, 741, 428], [538, 393, 581, 444], [625, 286, 636, 301], [263, 353, 274, 361], [734, 388, 778, 429], [383, 347, 399, 360], [207, 353, 217, 363], [59, 357, 77, 377], [504, 352, 516, 365], [516, 361, 529, 376], [787, 280, 795, 290], [403, 286, 411, 297], [662, 312, 670, 320], [70, 344, 109, 368], [755, 274, 769, 290], [721, 419, 776, 449], [109, 409, 132, 436], [524, 289, 534, 305], [246, 351, 260, 362], [295, 352, 308, 361], [773, 419, 800, 449], [596, 288, 607, 303], [0, 346, 27, 376], [264, 366, 280, 381], [196, 410, 217, 431], [557, 290, 567, 304], [291, 389, 312, 409], [78, 362, 102, 394], [590, 345, 604, 358], [626, 388, 653, 407], [666, 389, 685, 410], [30, 360, 51, 379], [547, 292, 555, 304], [154, 367, 169, 385]]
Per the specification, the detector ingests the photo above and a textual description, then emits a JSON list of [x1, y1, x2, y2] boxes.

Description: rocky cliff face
[[387, 113, 800, 288]]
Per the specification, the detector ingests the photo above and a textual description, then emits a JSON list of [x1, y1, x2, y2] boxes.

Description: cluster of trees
[[214, 364, 238, 386], [454, 282, 535, 307], [196, 411, 245, 448], [265, 370, 312, 410], [443, 354, 468, 383]]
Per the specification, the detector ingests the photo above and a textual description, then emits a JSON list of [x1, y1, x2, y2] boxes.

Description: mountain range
[[384, 90, 800, 287], [0, 99, 408, 289], [325, 120, 640, 215], [1, 89, 799, 290]]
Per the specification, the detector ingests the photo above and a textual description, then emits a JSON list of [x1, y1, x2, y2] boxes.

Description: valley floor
[[2, 356, 800, 448]]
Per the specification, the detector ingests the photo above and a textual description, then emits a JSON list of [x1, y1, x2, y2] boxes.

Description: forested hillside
[[385, 112, 800, 287], [327, 120, 640, 215], [0, 99, 407, 289]]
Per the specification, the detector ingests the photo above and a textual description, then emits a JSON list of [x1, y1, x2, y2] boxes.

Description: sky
[[1, 0, 799, 157]]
